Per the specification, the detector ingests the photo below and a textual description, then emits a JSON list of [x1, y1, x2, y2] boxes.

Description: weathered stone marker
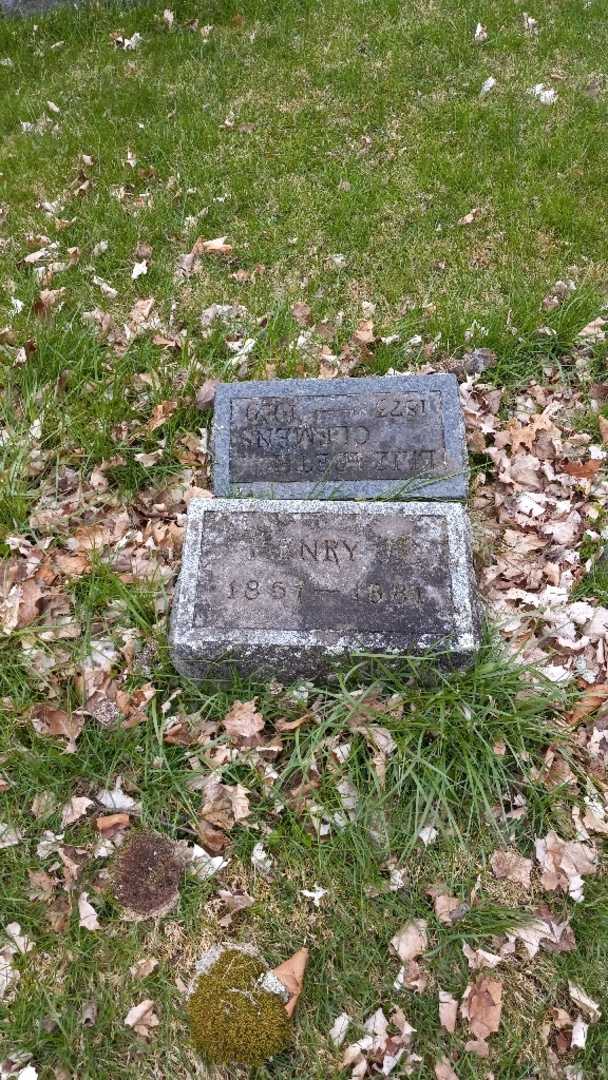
[[170, 499, 479, 681], [212, 373, 467, 500]]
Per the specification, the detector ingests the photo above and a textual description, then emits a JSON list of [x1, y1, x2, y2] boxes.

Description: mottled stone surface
[[212, 374, 468, 500], [170, 499, 480, 682]]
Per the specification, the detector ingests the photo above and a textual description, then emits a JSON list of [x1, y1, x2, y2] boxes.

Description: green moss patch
[[187, 947, 291, 1065]]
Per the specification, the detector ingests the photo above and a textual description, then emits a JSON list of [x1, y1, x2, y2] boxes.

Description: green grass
[[1, 0, 608, 515], [1, 0, 608, 1076]]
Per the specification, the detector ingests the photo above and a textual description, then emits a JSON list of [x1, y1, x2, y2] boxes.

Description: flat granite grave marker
[[212, 373, 468, 500], [170, 499, 480, 681]]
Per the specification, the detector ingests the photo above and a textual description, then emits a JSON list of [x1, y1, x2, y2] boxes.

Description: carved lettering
[[299, 538, 358, 565], [229, 387, 452, 486]]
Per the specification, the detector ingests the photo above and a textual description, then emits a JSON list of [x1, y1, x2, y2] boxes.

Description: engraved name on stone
[[212, 374, 467, 500], [170, 499, 479, 681]]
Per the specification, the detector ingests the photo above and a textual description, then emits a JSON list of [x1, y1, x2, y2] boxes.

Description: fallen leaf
[[130, 957, 159, 979], [0, 823, 22, 849], [490, 849, 533, 888], [464, 1038, 489, 1057], [131, 259, 148, 280], [571, 1015, 589, 1049], [577, 316, 607, 342], [4, 922, 34, 954], [188, 843, 228, 881], [251, 841, 273, 877], [435, 1061, 459, 1080], [567, 683, 608, 725], [568, 982, 601, 1022], [33, 287, 67, 317], [300, 884, 327, 907], [271, 947, 309, 1017], [195, 379, 220, 410], [198, 236, 233, 256], [462, 977, 503, 1040], [291, 301, 312, 326], [458, 207, 482, 226], [95, 813, 130, 837], [462, 943, 503, 970], [97, 778, 140, 814], [147, 399, 177, 432], [329, 1011, 351, 1047], [78, 892, 100, 931], [439, 989, 458, 1033], [432, 890, 469, 925], [30, 706, 83, 753], [562, 459, 602, 479], [528, 83, 558, 105], [61, 796, 94, 827], [390, 919, 428, 963], [535, 831, 597, 901], [124, 998, 160, 1037], [222, 698, 265, 745]]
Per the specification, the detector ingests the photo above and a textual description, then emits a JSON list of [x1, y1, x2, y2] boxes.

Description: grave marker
[[170, 498, 480, 681], [212, 373, 467, 500]]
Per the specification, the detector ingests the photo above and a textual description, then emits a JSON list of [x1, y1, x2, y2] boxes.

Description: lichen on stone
[[187, 945, 291, 1065]]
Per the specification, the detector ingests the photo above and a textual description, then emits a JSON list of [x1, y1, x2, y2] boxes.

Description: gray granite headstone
[[212, 374, 467, 500], [170, 498, 480, 681]]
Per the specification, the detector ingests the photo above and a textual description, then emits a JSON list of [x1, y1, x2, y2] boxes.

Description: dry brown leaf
[[462, 976, 503, 1040], [462, 943, 503, 971], [439, 989, 458, 1033], [30, 705, 84, 754], [577, 316, 607, 342], [33, 287, 67, 317], [28, 868, 57, 901], [96, 813, 130, 836], [535, 831, 597, 900], [198, 775, 251, 852], [222, 698, 265, 745], [567, 683, 608, 725], [195, 379, 220, 410], [16, 577, 44, 628], [464, 1039, 489, 1057], [275, 713, 314, 732], [352, 318, 375, 347], [147, 400, 177, 432], [271, 947, 309, 1017], [435, 1060, 460, 1080], [458, 207, 482, 225], [195, 235, 233, 256], [61, 796, 94, 827], [390, 919, 428, 963], [291, 301, 312, 326], [490, 849, 533, 888], [130, 957, 159, 979], [568, 982, 601, 1022], [599, 415, 608, 444], [124, 998, 160, 1037], [561, 459, 602, 479], [432, 892, 469, 925]]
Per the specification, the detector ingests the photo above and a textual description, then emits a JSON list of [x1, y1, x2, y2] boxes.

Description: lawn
[[1, 0, 608, 1077]]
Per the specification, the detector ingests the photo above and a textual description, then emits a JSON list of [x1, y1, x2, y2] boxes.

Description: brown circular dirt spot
[[112, 831, 185, 919]]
